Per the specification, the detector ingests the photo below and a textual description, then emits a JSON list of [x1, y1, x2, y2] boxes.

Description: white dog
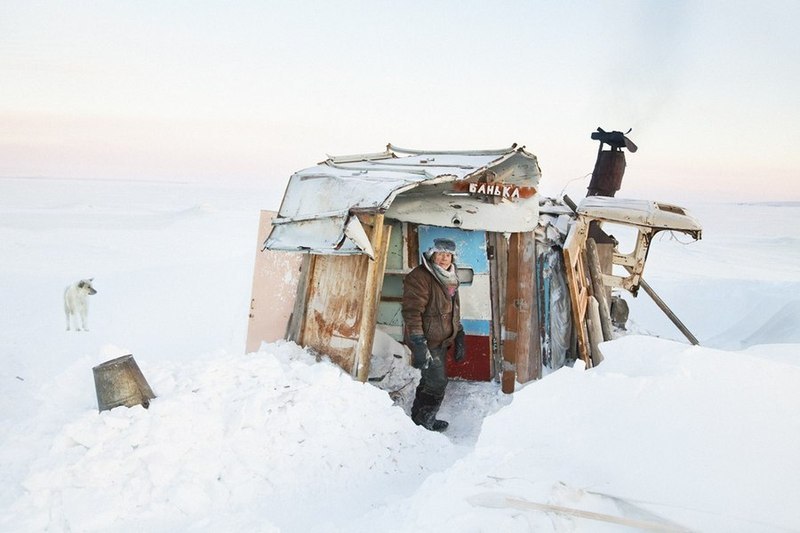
[[64, 278, 97, 331]]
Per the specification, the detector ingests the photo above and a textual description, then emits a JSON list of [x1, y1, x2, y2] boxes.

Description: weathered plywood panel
[[246, 211, 304, 353]]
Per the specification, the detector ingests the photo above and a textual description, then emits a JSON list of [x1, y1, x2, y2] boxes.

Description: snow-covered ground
[[0, 178, 798, 532]]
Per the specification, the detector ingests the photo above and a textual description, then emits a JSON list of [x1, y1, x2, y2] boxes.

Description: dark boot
[[429, 419, 449, 431], [411, 389, 448, 432]]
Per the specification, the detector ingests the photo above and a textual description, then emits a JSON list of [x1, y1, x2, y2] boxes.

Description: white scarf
[[432, 263, 459, 296]]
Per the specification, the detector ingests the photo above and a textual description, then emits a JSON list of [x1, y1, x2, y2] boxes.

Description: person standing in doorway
[[402, 238, 466, 431]]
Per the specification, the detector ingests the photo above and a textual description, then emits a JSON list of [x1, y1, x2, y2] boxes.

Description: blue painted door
[[417, 226, 492, 380]]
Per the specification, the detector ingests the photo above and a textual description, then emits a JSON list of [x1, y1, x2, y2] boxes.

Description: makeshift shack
[[246, 142, 702, 392]]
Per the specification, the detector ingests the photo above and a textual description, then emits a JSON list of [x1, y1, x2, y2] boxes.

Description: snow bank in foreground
[[353, 336, 800, 533], [5, 337, 799, 532], [1, 342, 457, 532]]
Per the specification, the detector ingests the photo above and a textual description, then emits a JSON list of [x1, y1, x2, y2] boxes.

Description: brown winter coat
[[402, 260, 461, 350]]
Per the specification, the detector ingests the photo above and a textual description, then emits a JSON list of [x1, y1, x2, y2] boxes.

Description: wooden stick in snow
[[626, 266, 700, 346], [467, 493, 690, 532]]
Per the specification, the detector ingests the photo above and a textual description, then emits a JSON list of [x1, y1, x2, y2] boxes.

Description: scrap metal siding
[[297, 215, 390, 377], [302, 253, 371, 373]]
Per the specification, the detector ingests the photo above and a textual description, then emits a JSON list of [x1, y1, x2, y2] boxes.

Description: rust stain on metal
[[301, 253, 371, 373]]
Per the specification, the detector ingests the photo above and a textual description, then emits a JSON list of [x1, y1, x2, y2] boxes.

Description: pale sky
[[2, 1, 799, 203]]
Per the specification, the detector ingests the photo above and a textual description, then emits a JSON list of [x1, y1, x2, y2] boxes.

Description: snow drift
[[1, 179, 798, 532]]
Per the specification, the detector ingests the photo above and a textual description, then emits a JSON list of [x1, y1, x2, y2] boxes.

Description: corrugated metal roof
[[265, 144, 542, 255]]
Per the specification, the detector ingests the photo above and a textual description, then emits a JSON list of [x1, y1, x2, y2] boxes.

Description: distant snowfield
[[1, 178, 798, 532]]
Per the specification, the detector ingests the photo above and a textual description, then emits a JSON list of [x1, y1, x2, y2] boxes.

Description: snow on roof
[[266, 143, 541, 255]]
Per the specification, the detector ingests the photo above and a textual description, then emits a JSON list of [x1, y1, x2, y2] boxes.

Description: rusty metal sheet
[[302, 254, 371, 373]]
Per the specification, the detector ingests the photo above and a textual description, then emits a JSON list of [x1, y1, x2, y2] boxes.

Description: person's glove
[[454, 328, 466, 362], [408, 335, 431, 369]]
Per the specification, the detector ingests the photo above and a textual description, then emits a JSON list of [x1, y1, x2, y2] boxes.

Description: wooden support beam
[[502, 233, 521, 393], [406, 223, 419, 268], [355, 215, 391, 382], [287, 254, 315, 344], [587, 296, 605, 366], [527, 235, 543, 381], [499, 232, 543, 389]]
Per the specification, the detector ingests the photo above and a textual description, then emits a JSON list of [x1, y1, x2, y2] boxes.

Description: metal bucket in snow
[[92, 354, 156, 412]]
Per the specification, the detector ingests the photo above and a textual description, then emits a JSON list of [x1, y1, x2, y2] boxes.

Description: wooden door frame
[[487, 232, 506, 381]]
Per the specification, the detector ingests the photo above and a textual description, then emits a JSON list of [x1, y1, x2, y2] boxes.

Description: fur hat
[[424, 238, 457, 260]]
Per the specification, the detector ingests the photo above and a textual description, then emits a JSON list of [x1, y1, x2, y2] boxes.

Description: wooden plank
[[527, 234, 543, 380], [467, 493, 690, 532], [586, 238, 613, 341], [355, 216, 391, 382], [587, 296, 605, 366], [514, 232, 541, 382], [246, 210, 305, 352], [504, 233, 520, 391], [581, 250, 596, 355], [595, 242, 614, 303], [502, 233, 522, 392], [407, 223, 420, 268], [563, 223, 592, 367], [286, 254, 314, 345]]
